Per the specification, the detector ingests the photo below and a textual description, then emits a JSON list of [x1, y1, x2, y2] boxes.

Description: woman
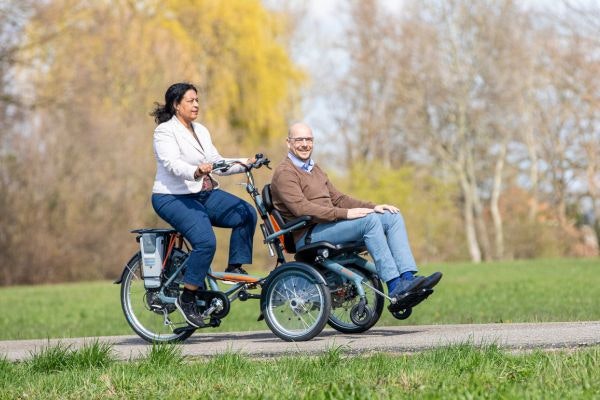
[[150, 82, 257, 327]]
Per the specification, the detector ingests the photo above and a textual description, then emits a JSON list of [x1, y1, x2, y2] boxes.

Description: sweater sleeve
[[272, 165, 348, 223]]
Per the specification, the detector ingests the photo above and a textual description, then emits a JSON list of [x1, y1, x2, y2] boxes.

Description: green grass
[[27, 341, 114, 373], [0, 343, 598, 398], [1, 258, 599, 340]]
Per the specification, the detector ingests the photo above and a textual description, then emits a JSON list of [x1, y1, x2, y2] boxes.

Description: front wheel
[[262, 265, 331, 342], [120, 252, 194, 343]]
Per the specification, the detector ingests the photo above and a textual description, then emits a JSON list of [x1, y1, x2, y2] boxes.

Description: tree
[[1, 0, 303, 284]]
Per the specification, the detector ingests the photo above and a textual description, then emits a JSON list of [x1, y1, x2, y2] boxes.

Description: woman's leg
[[202, 189, 257, 266], [152, 193, 216, 288]]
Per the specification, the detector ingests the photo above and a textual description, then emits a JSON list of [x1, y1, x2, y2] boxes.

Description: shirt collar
[[288, 152, 314, 173]]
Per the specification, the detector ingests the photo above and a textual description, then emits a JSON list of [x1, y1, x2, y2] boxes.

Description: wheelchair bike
[[116, 154, 431, 343]]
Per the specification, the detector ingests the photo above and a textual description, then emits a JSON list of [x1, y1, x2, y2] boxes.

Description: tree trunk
[[490, 141, 507, 259], [467, 149, 492, 261], [459, 171, 482, 262]]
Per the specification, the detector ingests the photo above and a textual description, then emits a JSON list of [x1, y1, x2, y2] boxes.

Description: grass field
[[1, 258, 599, 341], [0, 341, 598, 399], [2, 258, 599, 398]]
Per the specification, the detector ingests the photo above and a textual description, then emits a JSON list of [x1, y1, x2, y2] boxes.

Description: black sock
[[227, 263, 242, 271], [181, 287, 197, 303]]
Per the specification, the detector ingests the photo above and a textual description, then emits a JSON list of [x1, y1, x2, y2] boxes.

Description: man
[[270, 122, 441, 312]]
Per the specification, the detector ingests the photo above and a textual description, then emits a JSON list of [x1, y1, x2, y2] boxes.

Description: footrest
[[388, 288, 433, 313], [209, 272, 261, 284]]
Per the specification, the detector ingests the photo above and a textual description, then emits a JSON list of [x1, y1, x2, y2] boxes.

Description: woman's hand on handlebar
[[210, 154, 270, 173], [194, 162, 213, 178]]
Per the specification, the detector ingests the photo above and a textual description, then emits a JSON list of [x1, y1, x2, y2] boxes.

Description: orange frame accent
[[268, 214, 287, 252]]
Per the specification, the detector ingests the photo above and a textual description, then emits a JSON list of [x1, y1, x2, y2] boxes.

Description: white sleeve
[[196, 125, 247, 176], [154, 124, 197, 181]]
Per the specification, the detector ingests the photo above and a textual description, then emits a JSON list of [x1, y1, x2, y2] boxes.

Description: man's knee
[[390, 211, 406, 227], [362, 212, 383, 234], [379, 210, 406, 227], [364, 212, 381, 227]]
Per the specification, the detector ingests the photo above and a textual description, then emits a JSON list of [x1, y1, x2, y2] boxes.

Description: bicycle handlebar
[[211, 153, 271, 173]]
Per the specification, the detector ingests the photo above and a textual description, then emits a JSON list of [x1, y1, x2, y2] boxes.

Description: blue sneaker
[[389, 276, 426, 299], [419, 272, 442, 289]]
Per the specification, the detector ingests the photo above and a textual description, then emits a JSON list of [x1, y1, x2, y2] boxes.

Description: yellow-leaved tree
[[2, 0, 303, 284]]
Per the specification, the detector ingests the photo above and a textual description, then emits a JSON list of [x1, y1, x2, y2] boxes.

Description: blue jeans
[[151, 189, 257, 286], [297, 212, 417, 282]]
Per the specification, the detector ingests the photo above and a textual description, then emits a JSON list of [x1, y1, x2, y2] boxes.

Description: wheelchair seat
[[261, 184, 367, 262], [293, 240, 367, 263]]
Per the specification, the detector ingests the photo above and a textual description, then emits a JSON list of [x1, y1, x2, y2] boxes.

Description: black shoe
[[389, 276, 426, 299], [225, 265, 248, 275], [419, 272, 443, 289], [388, 288, 433, 313], [175, 295, 205, 327]]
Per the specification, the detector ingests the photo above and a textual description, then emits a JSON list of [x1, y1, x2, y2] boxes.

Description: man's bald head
[[288, 122, 313, 139]]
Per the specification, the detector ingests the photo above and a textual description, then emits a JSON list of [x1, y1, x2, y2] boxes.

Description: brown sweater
[[270, 157, 375, 242]]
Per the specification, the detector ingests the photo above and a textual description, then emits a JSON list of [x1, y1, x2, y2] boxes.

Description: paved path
[[2, 321, 599, 361]]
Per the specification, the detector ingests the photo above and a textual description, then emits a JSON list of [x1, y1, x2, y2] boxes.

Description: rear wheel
[[120, 252, 194, 343], [263, 266, 331, 342], [327, 267, 384, 334]]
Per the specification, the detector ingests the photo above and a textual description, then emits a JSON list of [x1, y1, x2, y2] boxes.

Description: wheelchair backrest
[[261, 184, 298, 253]]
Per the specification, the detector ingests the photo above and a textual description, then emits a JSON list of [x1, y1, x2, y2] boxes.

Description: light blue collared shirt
[[288, 152, 314, 173]]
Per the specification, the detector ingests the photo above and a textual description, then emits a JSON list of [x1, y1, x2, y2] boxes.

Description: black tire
[[262, 265, 331, 342], [120, 252, 194, 343], [391, 307, 413, 320], [327, 267, 384, 334]]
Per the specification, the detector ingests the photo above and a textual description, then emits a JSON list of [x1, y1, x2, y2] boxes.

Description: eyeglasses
[[288, 137, 314, 144]]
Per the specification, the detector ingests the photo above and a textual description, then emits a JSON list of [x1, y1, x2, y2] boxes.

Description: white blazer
[[152, 115, 246, 194]]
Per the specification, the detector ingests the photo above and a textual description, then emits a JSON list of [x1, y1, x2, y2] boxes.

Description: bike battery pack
[[140, 233, 164, 288]]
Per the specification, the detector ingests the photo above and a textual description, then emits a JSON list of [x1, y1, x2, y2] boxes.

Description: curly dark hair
[[150, 82, 197, 124]]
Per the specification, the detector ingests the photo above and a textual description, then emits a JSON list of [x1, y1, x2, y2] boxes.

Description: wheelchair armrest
[[264, 216, 312, 244], [281, 215, 312, 230]]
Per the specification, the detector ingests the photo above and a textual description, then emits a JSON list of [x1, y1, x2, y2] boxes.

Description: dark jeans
[[151, 189, 257, 287]]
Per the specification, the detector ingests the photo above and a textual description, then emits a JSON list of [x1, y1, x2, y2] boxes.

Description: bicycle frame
[[118, 154, 392, 343], [155, 231, 262, 310]]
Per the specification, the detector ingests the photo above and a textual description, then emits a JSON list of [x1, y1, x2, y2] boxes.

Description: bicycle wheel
[[263, 265, 331, 342], [327, 267, 384, 334], [120, 252, 194, 343]]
